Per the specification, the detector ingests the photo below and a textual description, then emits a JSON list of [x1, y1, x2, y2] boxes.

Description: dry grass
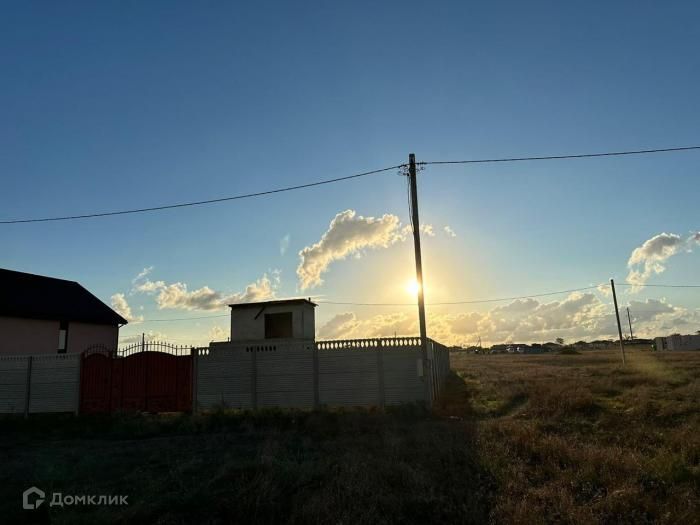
[[1, 347, 698, 524], [446, 348, 700, 524]]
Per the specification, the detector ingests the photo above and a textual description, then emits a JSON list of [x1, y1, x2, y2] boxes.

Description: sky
[[1, 1, 699, 347]]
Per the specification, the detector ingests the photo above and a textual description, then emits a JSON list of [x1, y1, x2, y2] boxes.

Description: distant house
[[654, 334, 700, 351], [0, 269, 127, 355]]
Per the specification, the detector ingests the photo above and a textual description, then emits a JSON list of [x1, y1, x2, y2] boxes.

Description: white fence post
[[251, 347, 258, 410], [191, 347, 198, 414], [312, 343, 320, 409], [376, 340, 385, 409], [23, 356, 33, 418]]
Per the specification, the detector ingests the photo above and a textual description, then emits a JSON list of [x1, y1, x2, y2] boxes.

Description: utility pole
[[408, 153, 430, 404], [610, 279, 626, 365], [626, 307, 634, 341]]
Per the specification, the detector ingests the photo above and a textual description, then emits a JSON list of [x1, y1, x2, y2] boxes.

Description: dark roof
[[0, 268, 127, 325], [228, 298, 317, 309]]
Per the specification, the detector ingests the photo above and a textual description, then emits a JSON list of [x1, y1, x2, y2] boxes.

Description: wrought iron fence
[[118, 339, 193, 357]]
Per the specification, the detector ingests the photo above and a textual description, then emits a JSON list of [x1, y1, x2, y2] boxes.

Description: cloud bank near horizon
[[318, 292, 700, 346]]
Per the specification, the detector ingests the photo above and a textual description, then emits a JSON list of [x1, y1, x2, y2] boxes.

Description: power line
[[120, 282, 700, 324], [0, 164, 404, 224], [419, 145, 700, 166], [4, 144, 700, 224], [118, 285, 604, 324], [619, 282, 700, 288], [132, 313, 230, 323], [317, 285, 604, 306]]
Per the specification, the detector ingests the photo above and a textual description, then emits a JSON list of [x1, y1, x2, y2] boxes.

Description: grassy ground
[[1, 348, 698, 524]]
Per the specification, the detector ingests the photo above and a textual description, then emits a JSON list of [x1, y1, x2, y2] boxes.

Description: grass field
[[2, 348, 699, 524]]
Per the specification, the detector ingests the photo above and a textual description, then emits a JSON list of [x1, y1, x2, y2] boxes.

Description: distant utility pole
[[408, 153, 430, 402], [626, 307, 634, 341], [610, 279, 626, 365]]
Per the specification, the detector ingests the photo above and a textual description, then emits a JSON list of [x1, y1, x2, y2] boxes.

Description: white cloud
[[297, 210, 405, 290], [110, 293, 143, 323], [625, 232, 699, 289], [400, 223, 435, 237], [296, 209, 446, 290], [135, 272, 278, 311], [317, 312, 360, 339], [280, 234, 290, 256], [596, 283, 612, 296], [444, 226, 457, 238], [132, 266, 154, 284], [119, 331, 169, 345], [209, 325, 228, 341]]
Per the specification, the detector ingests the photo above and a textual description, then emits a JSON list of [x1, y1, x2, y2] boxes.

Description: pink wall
[[0, 316, 119, 355], [67, 322, 118, 353], [0, 316, 59, 355]]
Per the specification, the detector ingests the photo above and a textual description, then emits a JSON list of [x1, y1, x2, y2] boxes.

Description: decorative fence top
[[118, 340, 192, 357], [83, 341, 193, 357], [81, 337, 446, 357], [315, 337, 423, 350]]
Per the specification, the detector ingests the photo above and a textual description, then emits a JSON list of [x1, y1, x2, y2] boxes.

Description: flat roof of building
[[228, 298, 317, 309]]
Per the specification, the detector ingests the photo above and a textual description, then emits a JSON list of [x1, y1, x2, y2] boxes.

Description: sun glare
[[404, 279, 421, 296]]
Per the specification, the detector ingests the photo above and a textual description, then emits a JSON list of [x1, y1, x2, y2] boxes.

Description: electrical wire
[[4, 144, 700, 224], [130, 314, 230, 323], [317, 285, 605, 306], [0, 164, 404, 224], [118, 283, 699, 324], [419, 145, 700, 166], [619, 283, 700, 288], [115, 284, 606, 324]]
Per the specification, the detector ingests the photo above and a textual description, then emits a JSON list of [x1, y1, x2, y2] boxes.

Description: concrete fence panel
[[382, 348, 424, 406], [196, 345, 253, 410], [0, 354, 80, 414], [318, 348, 380, 407], [256, 342, 315, 409], [30, 354, 81, 413], [0, 356, 30, 414]]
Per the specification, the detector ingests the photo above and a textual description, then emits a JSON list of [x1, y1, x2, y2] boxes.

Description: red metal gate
[[80, 349, 192, 414]]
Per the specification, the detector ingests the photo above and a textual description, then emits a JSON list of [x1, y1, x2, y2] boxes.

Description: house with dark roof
[[0, 268, 127, 355]]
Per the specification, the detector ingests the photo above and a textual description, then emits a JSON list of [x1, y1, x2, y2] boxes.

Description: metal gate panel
[[79, 350, 192, 414], [79, 353, 112, 414]]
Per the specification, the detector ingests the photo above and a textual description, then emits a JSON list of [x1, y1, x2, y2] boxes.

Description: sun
[[404, 279, 421, 296]]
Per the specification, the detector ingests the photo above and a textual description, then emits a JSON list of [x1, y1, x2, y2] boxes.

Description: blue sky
[[1, 2, 699, 345]]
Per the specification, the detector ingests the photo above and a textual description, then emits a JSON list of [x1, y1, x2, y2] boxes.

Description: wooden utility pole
[[610, 279, 626, 365], [408, 153, 430, 403], [626, 307, 634, 341]]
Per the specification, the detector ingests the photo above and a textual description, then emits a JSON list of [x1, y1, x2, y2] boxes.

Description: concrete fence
[[0, 337, 450, 414], [195, 337, 450, 410], [0, 353, 81, 415]]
